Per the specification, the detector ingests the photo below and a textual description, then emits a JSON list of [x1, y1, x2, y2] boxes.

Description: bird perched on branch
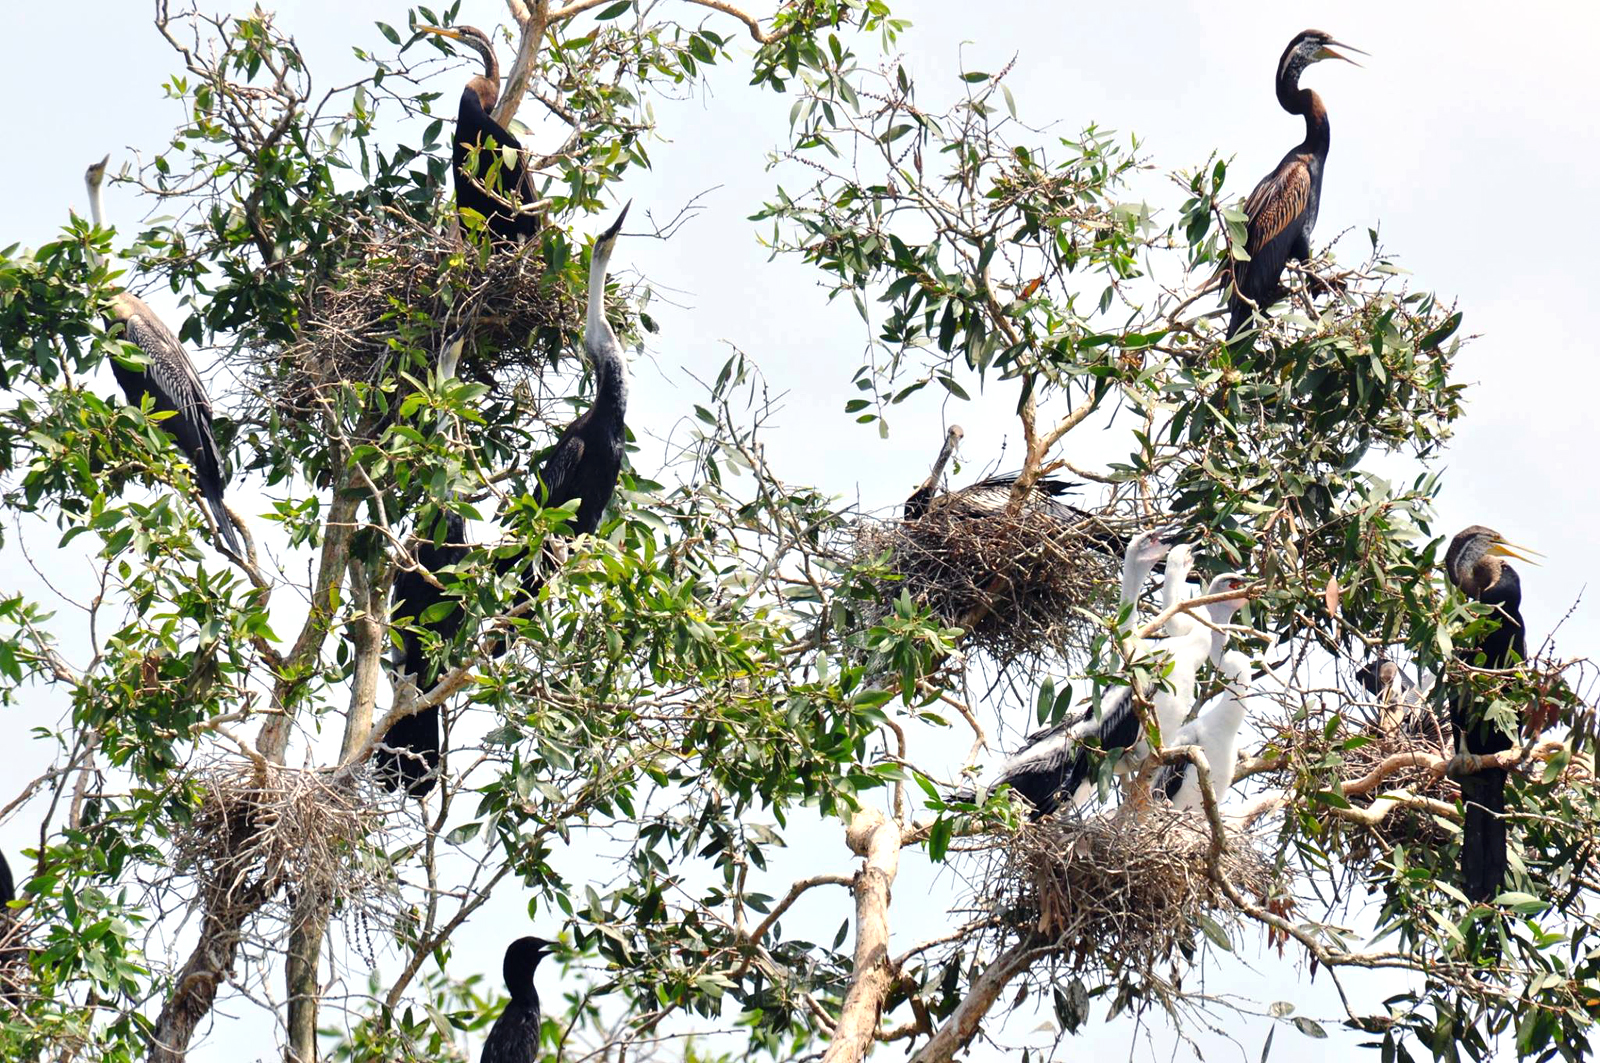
[[492, 205, 632, 648], [419, 25, 541, 243], [83, 156, 242, 556], [1222, 29, 1365, 340], [1445, 525, 1538, 903], [1154, 650, 1254, 811], [482, 936, 555, 1063], [376, 512, 470, 797]]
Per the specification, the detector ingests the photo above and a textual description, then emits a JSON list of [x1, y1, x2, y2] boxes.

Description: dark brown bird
[[419, 25, 541, 243], [1444, 525, 1538, 903], [904, 424, 963, 520], [1223, 30, 1365, 340], [84, 157, 242, 556]]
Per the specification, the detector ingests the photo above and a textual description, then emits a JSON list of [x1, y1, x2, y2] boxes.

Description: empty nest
[[250, 219, 580, 426], [981, 807, 1281, 983], [170, 758, 395, 927], [851, 495, 1128, 663]]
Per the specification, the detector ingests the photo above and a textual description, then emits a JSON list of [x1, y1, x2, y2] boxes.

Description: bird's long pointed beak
[[1489, 537, 1543, 566], [600, 201, 631, 245], [1317, 41, 1367, 67], [1152, 524, 1186, 545], [417, 25, 465, 44]]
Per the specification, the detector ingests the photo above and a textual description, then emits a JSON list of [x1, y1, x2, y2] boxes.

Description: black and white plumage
[[482, 936, 553, 1063], [1222, 30, 1364, 340], [491, 205, 631, 651], [376, 512, 470, 797], [954, 528, 1187, 815], [1356, 658, 1440, 736], [419, 26, 541, 243], [1445, 524, 1537, 903], [84, 157, 241, 556], [1155, 650, 1254, 809]]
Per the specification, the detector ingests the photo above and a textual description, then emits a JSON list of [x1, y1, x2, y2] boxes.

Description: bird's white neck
[[1118, 556, 1156, 615], [584, 249, 627, 413], [85, 179, 108, 271]]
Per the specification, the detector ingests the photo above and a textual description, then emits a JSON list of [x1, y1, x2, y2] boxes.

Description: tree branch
[[820, 807, 902, 1063]]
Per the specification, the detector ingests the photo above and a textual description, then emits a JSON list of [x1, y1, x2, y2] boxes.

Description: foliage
[[0, 3, 1589, 1063]]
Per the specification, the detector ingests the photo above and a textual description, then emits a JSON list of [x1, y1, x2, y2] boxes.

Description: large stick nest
[[976, 807, 1284, 984], [851, 495, 1129, 663], [169, 759, 396, 926], [248, 220, 580, 427]]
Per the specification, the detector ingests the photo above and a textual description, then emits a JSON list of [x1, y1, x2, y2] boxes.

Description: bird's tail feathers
[[201, 478, 243, 557], [1460, 768, 1508, 903]]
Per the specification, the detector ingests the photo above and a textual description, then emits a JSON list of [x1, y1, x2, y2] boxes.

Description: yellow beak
[[1489, 537, 1543, 566], [418, 25, 464, 42], [1316, 41, 1368, 67]]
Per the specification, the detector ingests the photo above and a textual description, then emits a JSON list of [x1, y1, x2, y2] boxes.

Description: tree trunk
[[821, 807, 902, 1063], [906, 940, 1036, 1063], [284, 888, 329, 1063]]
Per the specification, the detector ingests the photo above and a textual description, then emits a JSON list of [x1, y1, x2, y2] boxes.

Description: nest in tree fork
[[252, 221, 580, 425], [169, 759, 395, 927], [851, 497, 1127, 662], [980, 807, 1283, 982]]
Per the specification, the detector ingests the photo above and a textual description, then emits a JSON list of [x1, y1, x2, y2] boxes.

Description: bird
[[1154, 650, 1254, 810], [903, 424, 963, 520], [1053, 569, 1253, 809], [1356, 658, 1440, 736], [530, 203, 631, 536], [83, 156, 242, 556], [953, 536, 1253, 817], [1445, 525, 1538, 903], [376, 512, 469, 797], [901, 425, 1127, 558], [1222, 30, 1365, 340], [419, 26, 541, 243], [0, 851, 21, 1006], [482, 936, 554, 1063], [491, 205, 632, 640], [0, 852, 12, 909]]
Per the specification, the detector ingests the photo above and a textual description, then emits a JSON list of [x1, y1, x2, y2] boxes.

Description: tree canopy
[[0, 3, 1593, 1063]]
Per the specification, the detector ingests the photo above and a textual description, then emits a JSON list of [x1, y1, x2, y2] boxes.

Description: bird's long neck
[[1278, 66, 1330, 155], [85, 179, 108, 270], [1119, 556, 1155, 614], [584, 251, 627, 419]]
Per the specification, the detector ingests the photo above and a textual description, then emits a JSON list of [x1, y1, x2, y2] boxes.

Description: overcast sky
[[1, 1, 1596, 1060]]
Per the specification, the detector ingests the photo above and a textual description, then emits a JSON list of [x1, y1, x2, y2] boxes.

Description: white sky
[[0, 1, 1596, 1061]]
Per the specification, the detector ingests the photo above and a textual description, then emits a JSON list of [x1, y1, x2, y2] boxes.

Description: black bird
[[1222, 30, 1365, 340], [901, 424, 1130, 558], [377, 512, 469, 797], [1445, 525, 1538, 903], [84, 157, 242, 556], [0, 851, 21, 1006], [533, 204, 631, 534], [492, 206, 631, 633], [482, 936, 554, 1063], [419, 26, 541, 243]]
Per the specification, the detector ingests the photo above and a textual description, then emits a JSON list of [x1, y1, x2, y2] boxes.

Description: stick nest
[[851, 499, 1128, 662], [170, 759, 395, 925], [248, 221, 580, 426], [979, 807, 1283, 981]]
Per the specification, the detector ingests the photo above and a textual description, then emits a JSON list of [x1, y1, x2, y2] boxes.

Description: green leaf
[[1291, 1017, 1327, 1039]]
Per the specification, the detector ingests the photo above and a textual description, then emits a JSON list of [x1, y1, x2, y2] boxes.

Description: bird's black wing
[[119, 304, 240, 555], [1227, 155, 1312, 337], [537, 429, 588, 515], [377, 514, 469, 797], [455, 88, 540, 240], [0, 852, 12, 908], [1056, 687, 1141, 809]]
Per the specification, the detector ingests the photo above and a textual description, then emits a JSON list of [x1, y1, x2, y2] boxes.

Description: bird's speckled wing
[[1237, 156, 1312, 301], [120, 307, 213, 426]]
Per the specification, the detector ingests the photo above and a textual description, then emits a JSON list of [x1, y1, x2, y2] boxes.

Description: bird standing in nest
[[1222, 29, 1365, 341], [1444, 524, 1539, 903], [419, 25, 542, 243]]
